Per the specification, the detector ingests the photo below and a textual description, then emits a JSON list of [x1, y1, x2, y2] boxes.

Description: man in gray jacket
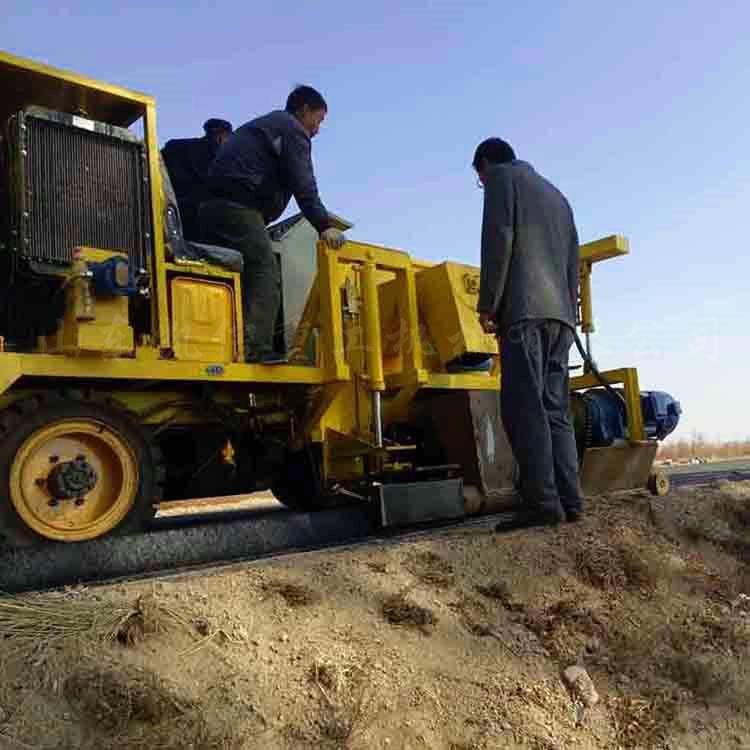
[[202, 86, 345, 364], [473, 138, 583, 527]]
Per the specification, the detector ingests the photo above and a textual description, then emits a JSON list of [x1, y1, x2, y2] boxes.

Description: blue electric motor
[[89, 256, 139, 297], [579, 389, 681, 446]]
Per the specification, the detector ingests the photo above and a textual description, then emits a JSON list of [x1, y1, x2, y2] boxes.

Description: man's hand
[[479, 312, 497, 334], [321, 227, 346, 249]]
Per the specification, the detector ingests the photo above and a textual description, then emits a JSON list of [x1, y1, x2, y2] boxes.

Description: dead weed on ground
[[524, 598, 605, 663], [381, 591, 437, 633], [406, 550, 455, 588], [308, 659, 378, 748], [475, 581, 524, 612], [573, 530, 667, 592], [661, 653, 750, 710], [29, 646, 248, 750], [0, 590, 187, 651], [262, 580, 321, 608], [62, 655, 192, 730], [667, 603, 750, 656], [609, 691, 681, 749]]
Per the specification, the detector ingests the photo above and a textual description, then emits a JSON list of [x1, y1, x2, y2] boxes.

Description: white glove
[[321, 227, 346, 249]]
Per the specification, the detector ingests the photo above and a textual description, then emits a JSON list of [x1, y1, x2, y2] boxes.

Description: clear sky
[[5, 0, 748, 442]]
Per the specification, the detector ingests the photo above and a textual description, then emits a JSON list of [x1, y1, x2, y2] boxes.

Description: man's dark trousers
[[199, 199, 280, 361], [500, 319, 583, 518]]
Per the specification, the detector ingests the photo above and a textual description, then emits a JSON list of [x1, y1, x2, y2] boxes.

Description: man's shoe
[[565, 510, 583, 523], [495, 506, 564, 532]]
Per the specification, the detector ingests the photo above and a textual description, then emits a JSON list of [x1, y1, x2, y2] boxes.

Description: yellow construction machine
[[0, 50, 680, 550]]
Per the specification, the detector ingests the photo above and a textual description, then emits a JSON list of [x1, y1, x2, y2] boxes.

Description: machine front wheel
[[0, 392, 162, 546]]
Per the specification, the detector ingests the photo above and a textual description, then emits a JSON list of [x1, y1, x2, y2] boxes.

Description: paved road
[[665, 458, 750, 476]]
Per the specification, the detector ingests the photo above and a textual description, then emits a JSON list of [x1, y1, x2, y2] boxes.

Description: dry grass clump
[[668, 604, 750, 656], [63, 657, 192, 730], [308, 659, 377, 747], [609, 692, 681, 749], [475, 581, 524, 612], [0, 591, 186, 650], [406, 550, 455, 588], [573, 532, 666, 592], [660, 652, 750, 710], [663, 483, 750, 564], [56, 652, 246, 750], [123, 710, 245, 750], [606, 610, 666, 678], [524, 598, 604, 663], [262, 580, 321, 608], [381, 592, 437, 633]]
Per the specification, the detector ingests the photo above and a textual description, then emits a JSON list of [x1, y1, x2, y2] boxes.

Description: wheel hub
[[10, 417, 140, 541], [47, 456, 99, 500]]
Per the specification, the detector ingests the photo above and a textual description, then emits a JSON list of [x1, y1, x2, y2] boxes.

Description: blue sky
[[5, 0, 748, 441]]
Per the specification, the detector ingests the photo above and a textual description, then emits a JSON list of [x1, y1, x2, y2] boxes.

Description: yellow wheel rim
[[10, 419, 139, 542]]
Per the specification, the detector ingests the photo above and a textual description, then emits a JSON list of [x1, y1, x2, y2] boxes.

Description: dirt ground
[[1, 481, 749, 750]]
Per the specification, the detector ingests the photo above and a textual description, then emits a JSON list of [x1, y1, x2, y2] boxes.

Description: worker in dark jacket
[[202, 86, 345, 364], [161, 118, 233, 241], [473, 138, 583, 527]]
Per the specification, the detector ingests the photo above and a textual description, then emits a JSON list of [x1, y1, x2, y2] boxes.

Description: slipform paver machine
[[0, 50, 681, 555]]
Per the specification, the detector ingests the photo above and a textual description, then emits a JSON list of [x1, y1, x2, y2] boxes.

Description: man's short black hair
[[286, 85, 328, 114], [203, 118, 233, 134], [472, 138, 516, 170]]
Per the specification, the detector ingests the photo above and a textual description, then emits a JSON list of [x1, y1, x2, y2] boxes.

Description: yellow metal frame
[[571, 367, 646, 441], [578, 235, 629, 334]]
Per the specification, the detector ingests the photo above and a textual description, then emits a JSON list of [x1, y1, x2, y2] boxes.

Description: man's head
[[472, 138, 516, 186], [203, 118, 233, 147], [286, 85, 328, 138]]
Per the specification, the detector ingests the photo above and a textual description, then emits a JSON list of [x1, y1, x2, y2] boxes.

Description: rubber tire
[[647, 470, 670, 497], [0, 391, 164, 547], [271, 447, 335, 511]]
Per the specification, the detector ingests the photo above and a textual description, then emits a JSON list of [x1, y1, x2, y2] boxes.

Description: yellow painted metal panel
[[415, 262, 498, 365], [579, 235, 629, 264], [74, 323, 134, 354], [171, 277, 236, 363], [0, 356, 22, 398], [165, 261, 237, 280], [143, 102, 171, 350], [0, 352, 327, 385], [0, 49, 151, 128]]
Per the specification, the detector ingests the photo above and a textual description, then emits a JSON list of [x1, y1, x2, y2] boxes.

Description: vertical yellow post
[[622, 367, 646, 441], [362, 258, 385, 447], [361, 259, 385, 392], [580, 261, 594, 333], [317, 243, 348, 380], [399, 267, 424, 375], [143, 102, 170, 350]]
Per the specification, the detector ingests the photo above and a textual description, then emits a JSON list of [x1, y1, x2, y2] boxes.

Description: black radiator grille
[[21, 114, 150, 268]]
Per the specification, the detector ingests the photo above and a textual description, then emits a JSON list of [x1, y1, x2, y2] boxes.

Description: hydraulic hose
[[571, 329, 627, 408]]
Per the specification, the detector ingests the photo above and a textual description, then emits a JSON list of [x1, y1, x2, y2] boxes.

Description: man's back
[[482, 160, 579, 333], [208, 110, 329, 233], [162, 137, 215, 199]]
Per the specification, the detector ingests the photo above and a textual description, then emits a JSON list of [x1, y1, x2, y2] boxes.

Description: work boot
[[495, 504, 565, 532]]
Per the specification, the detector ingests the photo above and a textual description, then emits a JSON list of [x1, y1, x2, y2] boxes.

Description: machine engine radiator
[[5, 107, 151, 270]]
